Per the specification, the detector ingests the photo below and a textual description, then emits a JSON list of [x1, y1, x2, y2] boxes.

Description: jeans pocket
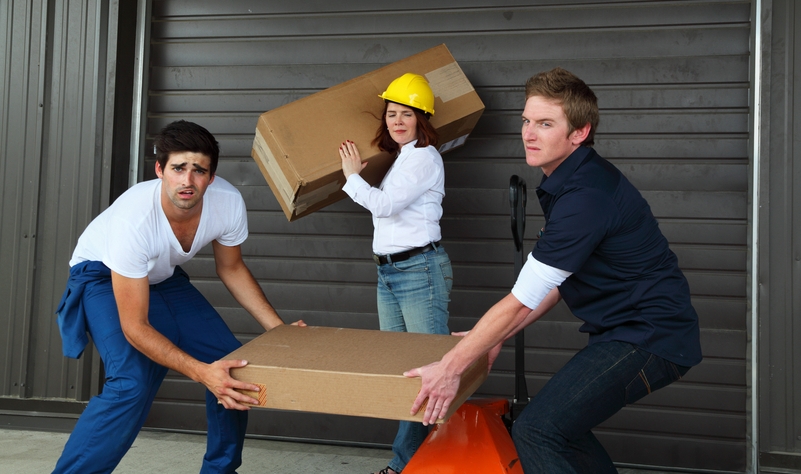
[[624, 352, 689, 405], [439, 260, 453, 293], [392, 256, 427, 272]]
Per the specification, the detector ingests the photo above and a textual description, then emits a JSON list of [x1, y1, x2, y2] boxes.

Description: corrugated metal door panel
[[152, 1, 750, 35], [148, 27, 749, 67], [152, 0, 670, 17], [209, 295, 746, 335], [144, 1, 749, 471], [29, 0, 117, 403], [146, 57, 750, 92], [0, 0, 44, 399], [0, 0, 117, 422], [758, 0, 801, 468]]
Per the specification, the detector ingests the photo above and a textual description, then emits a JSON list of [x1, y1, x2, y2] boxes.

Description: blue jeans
[[376, 245, 452, 472], [53, 263, 246, 474], [511, 341, 689, 474]]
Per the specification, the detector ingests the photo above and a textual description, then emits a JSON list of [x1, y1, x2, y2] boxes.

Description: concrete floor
[[1, 428, 390, 473], [0, 427, 680, 473]]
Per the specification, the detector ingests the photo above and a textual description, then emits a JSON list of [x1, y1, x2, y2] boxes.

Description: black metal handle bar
[[509, 175, 529, 421]]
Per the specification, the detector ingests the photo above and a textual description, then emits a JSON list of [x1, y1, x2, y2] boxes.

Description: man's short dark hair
[[525, 68, 599, 147], [154, 120, 220, 175]]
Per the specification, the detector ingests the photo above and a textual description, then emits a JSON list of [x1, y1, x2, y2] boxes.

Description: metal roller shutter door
[[141, 1, 749, 471]]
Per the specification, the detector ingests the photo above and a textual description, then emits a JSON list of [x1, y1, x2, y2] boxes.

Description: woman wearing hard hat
[[339, 73, 452, 474]]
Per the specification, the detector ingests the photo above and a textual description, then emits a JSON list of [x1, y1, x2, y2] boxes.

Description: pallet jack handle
[[402, 178, 532, 473], [509, 175, 529, 421]]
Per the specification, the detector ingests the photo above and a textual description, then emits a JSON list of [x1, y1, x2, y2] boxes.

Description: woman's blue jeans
[[376, 245, 452, 472], [511, 341, 690, 473], [52, 262, 246, 474]]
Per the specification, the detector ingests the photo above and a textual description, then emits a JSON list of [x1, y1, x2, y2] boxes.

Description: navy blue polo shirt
[[531, 146, 702, 367]]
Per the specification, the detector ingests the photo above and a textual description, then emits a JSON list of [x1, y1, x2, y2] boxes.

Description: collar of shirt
[[538, 146, 593, 196], [379, 140, 418, 189]]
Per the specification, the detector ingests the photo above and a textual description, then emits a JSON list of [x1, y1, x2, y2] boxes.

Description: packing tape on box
[[253, 130, 297, 210], [426, 63, 475, 103], [294, 180, 343, 215], [438, 134, 469, 154]]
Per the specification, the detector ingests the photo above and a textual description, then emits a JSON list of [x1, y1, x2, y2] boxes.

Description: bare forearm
[[122, 321, 205, 381], [218, 262, 284, 331], [111, 269, 260, 409], [439, 293, 531, 375], [111, 271, 205, 380], [440, 289, 561, 373], [505, 287, 561, 342], [123, 319, 263, 409]]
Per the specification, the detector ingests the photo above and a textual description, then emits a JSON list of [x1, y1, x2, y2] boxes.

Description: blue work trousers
[[376, 245, 452, 473], [53, 262, 246, 474], [511, 341, 690, 473]]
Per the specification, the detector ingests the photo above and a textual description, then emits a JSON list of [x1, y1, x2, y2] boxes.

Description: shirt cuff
[[342, 173, 369, 198], [511, 253, 572, 310]]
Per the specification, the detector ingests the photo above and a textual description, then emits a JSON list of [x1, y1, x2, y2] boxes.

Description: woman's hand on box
[[339, 140, 367, 178]]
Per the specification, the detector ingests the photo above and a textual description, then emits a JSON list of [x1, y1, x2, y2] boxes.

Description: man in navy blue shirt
[[405, 68, 702, 473]]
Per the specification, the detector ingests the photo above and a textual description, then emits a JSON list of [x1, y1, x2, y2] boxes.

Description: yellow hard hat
[[379, 73, 435, 116]]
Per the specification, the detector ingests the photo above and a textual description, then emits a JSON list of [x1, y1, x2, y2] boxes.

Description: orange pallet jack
[[405, 176, 530, 474]]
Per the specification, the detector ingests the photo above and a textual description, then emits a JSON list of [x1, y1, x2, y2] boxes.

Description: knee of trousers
[[511, 412, 569, 451], [100, 372, 160, 406]]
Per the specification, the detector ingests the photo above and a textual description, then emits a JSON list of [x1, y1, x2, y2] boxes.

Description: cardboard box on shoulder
[[251, 44, 485, 221], [225, 325, 488, 423]]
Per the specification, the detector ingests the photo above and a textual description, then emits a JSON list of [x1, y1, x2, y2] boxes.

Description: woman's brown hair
[[371, 101, 439, 155]]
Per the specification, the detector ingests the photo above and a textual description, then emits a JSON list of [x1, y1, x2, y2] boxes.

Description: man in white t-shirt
[[53, 120, 299, 473]]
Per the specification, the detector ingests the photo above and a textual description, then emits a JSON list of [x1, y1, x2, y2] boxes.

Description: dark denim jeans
[[511, 341, 689, 474]]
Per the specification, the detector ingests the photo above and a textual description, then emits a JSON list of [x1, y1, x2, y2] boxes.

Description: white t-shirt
[[342, 141, 444, 255], [70, 177, 248, 284]]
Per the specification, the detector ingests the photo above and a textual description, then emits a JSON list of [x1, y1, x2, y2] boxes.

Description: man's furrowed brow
[[192, 162, 209, 173]]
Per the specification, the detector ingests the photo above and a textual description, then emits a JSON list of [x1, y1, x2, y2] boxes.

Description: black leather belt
[[373, 242, 439, 265]]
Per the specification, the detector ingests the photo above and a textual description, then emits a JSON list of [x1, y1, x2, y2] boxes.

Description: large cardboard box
[[225, 325, 488, 423], [251, 44, 485, 221]]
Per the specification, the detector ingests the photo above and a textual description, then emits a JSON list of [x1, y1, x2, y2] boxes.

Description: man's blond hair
[[525, 68, 599, 146]]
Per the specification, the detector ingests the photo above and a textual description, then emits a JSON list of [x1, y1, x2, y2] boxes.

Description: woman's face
[[385, 102, 418, 146]]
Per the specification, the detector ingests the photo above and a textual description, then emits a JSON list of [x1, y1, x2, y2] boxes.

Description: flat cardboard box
[[251, 44, 485, 221], [225, 325, 488, 423]]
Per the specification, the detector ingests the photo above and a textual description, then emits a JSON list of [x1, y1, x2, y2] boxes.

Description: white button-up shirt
[[343, 141, 445, 255]]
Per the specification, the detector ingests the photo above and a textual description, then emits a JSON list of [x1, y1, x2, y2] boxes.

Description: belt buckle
[[373, 254, 381, 265]]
